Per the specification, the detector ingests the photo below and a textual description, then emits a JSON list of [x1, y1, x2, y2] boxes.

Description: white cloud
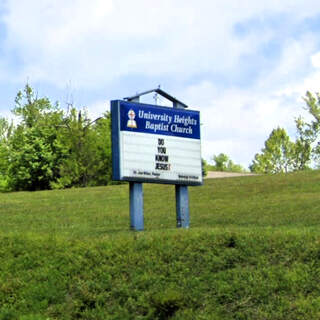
[[274, 41, 320, 100], [2, 0, 320, 167], [86, 99, 110, 120], [3, 0, 113, 50], [2, 0, 320, 87], [311, 52, 320, 68], [185, 82, 300, 166], [182, 31, 320, 167]]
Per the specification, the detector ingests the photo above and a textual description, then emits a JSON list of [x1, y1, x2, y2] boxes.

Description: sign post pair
[[111, 92, 202, 231]]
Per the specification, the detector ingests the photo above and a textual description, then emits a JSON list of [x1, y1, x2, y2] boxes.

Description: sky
[[1, 0, 320, 168]]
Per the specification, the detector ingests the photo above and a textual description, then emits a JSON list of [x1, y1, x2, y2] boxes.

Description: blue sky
[[1, 0, 320, 167]]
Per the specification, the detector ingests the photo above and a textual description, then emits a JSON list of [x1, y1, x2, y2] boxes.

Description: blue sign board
[[119, 100, 200, 139], [111, 100, 202, 186]]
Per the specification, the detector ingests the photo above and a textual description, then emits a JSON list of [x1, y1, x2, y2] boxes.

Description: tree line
[[204, 91, 320, 174], [0, 85, 112, 191], [250, 91, 320, 173], [204, 153, 247, 174], [1, 85, 320, 192]]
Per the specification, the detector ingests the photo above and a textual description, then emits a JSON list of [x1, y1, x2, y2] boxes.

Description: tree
[[0, 117, 12, 191], [292, 117, 312, 170], [91, 112, 112, 185], [7, 85, 66, 191], [250, 127, 295, 173], [212, 153, 229, 171], [0, 84, 113, 192], [202, 158, 208, 177], [294, 91, 320, 167], [53, 108, 112, 188], [211, 153, 246, 173]]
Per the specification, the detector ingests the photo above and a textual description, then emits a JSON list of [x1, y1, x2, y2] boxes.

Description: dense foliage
[[296, 91, 320, 165], [0, 85, 112, 191], [250, 128, 299, 173]]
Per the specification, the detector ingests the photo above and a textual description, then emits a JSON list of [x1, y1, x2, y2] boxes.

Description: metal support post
[[129, 182, 144, 231], [175, 185, 190, 228]]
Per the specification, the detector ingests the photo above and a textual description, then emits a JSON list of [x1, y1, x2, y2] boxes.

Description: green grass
[[1, 171, 320, 319]]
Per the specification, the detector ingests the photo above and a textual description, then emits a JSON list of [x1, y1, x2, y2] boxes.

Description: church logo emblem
[[127, 109, 137, 128]]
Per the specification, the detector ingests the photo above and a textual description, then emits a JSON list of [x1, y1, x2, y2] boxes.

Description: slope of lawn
[[0, 170, 320, 319]]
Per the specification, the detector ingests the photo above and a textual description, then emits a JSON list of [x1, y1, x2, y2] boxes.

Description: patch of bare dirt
[[205, 171, 257, 179]]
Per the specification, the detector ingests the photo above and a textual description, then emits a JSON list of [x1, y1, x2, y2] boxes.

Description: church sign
[[111, 100, 202, 186]]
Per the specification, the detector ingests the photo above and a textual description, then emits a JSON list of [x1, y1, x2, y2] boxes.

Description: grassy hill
[[1, 171, 320, 319]]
